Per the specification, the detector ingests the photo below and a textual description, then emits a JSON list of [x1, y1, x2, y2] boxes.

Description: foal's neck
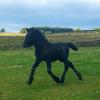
[[34, 39, 49, 49], [33, 32, 49, 50]]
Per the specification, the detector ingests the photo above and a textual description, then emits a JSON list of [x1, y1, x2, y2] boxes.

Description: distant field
[[0, 47, 100, 100], [48, 32, 100, 42], [0, 31, 100, 50], [0, 32, 24, 36]]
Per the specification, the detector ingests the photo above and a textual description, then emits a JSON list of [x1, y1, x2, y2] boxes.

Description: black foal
[[23, 28, 82, 85]]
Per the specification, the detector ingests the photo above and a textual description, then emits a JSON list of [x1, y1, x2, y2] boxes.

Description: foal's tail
[[66, 43, 78, 51]]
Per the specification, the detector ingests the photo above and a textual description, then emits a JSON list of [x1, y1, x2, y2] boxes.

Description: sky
[[0, 0, 100, 32]]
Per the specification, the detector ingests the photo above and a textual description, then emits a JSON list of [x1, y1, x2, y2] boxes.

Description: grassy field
[[0, 47, 100, 100]]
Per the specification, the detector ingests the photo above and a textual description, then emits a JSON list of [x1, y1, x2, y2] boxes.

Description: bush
[[0, 28, 5, 32], [93, 28, 100, 31], [75, 28, 81, 32]]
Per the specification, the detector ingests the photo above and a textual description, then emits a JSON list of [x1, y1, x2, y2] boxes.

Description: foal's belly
[[42, 53, 65, 62]]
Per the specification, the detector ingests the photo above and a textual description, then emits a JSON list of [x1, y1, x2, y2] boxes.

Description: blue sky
[[0, 0, 100, 32]]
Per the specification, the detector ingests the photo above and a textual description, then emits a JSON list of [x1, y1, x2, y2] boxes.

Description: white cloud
[[0, 0, 100, 31], [0, 0, 100, 10], [0, 0, 48, 6], [47, 0, 100, 9], [22, 0, 48, 6]]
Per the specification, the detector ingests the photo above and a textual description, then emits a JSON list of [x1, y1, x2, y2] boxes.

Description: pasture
[[0, 47, 100, 100], [0, 31, 100, 100]]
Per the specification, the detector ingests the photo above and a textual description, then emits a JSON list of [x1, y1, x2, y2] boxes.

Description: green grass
[[0, 47, 100, 100]]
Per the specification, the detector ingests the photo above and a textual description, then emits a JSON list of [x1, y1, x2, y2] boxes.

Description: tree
[[0, 28, 5, 32], [20, 28, 27, 33], [75, 28, 81, 32]]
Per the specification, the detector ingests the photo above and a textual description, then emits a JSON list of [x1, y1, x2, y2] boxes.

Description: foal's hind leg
[[27, 59, 41, 85], [46, 62, 60, 83], [67, 60, 82, 80]]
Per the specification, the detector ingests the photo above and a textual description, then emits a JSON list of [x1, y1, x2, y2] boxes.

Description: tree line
[[20, 27, 100, 34], [0, 27, 100, 33], [20, 27, 74, 34]]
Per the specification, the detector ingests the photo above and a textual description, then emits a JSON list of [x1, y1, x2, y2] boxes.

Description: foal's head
[[23, 28, 47, 48]]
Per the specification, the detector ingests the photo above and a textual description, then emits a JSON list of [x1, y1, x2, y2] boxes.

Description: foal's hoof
[[60, 79, 64, 84], [78, 75, 83, 80], [27, 81, 32, 85], [79, 77, 83, 81], [27, 79, 33, 85], [55, 77, 61, 83]]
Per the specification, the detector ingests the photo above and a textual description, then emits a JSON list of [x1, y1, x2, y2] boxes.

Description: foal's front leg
[[60, 63, 69, 83], [46, 61, 60, 83], [27, 59, 41, 85]]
